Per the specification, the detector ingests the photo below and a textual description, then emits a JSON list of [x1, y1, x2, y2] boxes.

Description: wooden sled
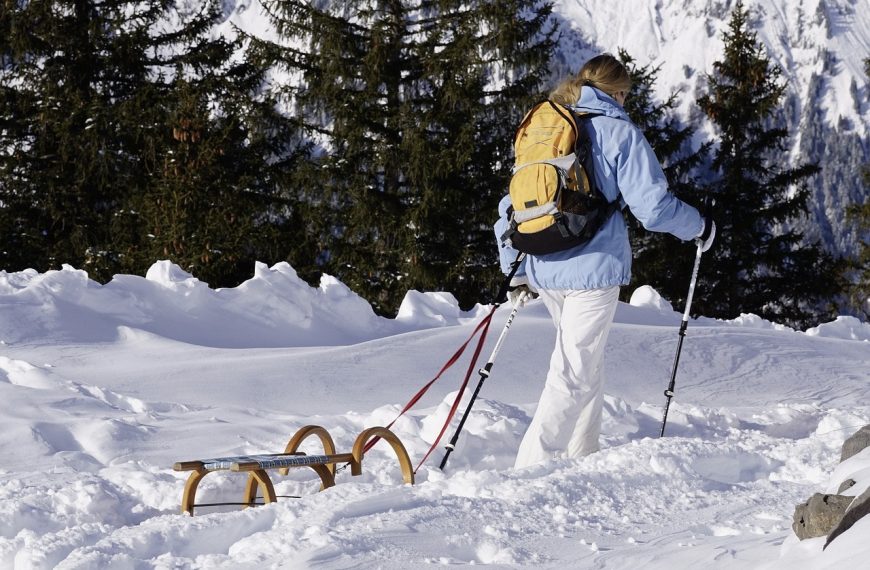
[[173, 425, 414, 516]]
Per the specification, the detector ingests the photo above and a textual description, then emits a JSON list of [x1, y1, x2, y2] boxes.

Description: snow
[[550, 0, 869, 137], [806, 316, 870, 342], [0, 260, 868, 568]]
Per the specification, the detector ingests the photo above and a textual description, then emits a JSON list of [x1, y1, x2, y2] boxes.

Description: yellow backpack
[[500, 100, 618, 255]]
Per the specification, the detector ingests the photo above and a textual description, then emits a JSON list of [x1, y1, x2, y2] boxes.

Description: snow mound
[[0, 261, 484, 348], [629, 285, 675, 313], [614, 285, 681, 326], [724, 313, 794, 331], [397, 291, 487, 327], [804, 316, 870, 342]]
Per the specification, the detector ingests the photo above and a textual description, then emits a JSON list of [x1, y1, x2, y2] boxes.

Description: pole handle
[[495, 252, 526, 304], [682, 245, 703, 322]]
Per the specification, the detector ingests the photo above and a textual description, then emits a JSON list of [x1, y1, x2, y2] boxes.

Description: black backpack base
[[502, 198, 619, 255]]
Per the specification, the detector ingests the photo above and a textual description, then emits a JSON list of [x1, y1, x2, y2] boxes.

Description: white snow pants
[[514, 286, 620, 469]]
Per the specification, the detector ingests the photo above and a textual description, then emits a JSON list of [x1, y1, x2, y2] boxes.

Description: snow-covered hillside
[[220, 0, 869, 256], [550, 0, 869, 257], [552, 0, 868, 132], [1, 261, 868, 568]]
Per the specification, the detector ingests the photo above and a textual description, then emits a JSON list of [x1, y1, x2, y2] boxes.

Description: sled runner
[[173, 425, 413, 515]]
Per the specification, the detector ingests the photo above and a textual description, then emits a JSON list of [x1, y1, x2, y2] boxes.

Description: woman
[[495, 54, 715, 469]]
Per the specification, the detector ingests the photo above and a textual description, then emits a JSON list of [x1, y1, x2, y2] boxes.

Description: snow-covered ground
[[1, 261, 868, 568]]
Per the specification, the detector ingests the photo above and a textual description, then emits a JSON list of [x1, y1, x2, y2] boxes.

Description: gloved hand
[[507, 275, 537, 307], [697, 216, 716, 253]]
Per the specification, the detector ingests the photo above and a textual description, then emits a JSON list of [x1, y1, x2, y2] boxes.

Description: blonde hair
[[550, 54, 632, 106]]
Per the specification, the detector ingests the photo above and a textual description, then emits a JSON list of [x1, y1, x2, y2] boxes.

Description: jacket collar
[[572, 86, 629, 120]]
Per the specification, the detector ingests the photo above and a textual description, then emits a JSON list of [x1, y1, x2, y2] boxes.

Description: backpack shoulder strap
[[568, 111, 622, 211], [570, 111, 599, 159]]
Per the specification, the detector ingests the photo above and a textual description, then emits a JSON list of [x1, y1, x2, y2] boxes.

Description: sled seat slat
[[173, 452, 308, 472], [231, 453, 355, 472]]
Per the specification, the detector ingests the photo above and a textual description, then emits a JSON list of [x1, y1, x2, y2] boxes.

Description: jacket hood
[[572, 86, 629, 120]]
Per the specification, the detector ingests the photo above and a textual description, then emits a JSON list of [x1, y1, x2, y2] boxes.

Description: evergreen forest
[[0, 0, 866, 327]]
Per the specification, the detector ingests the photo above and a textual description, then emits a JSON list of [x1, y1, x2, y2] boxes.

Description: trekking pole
[[660, 199, 714, 437], [439, 290, 528, 470], [658, 243, 702, 437], [435, 252, 527, 471]]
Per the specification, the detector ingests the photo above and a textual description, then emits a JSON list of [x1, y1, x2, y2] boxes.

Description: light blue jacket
[[494, 86, 704, 290]]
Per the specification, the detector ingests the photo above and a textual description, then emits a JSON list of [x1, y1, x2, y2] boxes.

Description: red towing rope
[[362, 252, 525, 472], [363, 305, 497, 472]]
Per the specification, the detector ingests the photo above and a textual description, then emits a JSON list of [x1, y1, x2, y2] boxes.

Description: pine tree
[[618, 50, 710, 308], [253, 0, 555, 314], [695, 0, 842, 328], [131, 45, 311, 287], [0, 0, 155, 278], [0, 0, 307, 285]]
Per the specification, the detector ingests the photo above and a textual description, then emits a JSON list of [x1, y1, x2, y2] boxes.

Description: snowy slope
[[552, 0, 868, 131], [550, 0, 869, 255], [0, 261, 868, 568]]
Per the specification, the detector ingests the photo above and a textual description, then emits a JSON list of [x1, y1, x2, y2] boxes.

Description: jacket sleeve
[[613, 124, 704, 241], [493, 195, 526, 276]]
